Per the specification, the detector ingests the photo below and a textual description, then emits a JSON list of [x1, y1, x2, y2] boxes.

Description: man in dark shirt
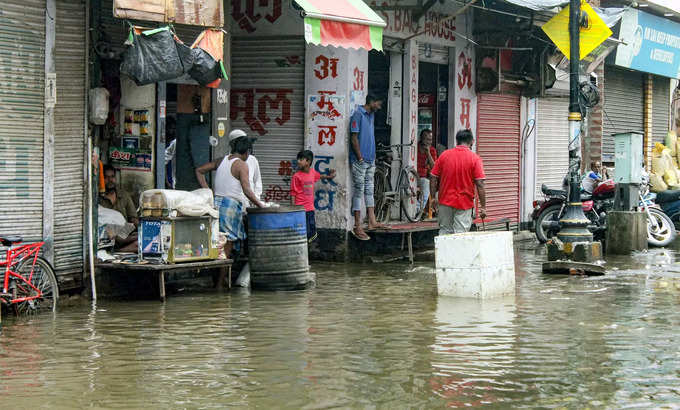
[[100, 164, 139, 227]]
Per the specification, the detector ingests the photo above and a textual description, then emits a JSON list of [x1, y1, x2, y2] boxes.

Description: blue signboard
[[614, 8, 680, 79]]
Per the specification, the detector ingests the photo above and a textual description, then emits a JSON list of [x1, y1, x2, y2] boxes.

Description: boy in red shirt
[[291, 150, 336, 242]]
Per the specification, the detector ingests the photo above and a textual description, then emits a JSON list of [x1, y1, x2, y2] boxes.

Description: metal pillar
[[557, 0, 593, 244]]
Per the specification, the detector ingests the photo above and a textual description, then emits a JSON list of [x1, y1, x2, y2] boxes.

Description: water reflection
[[1, 246, 680, 407], [430, 296, 517, 407]]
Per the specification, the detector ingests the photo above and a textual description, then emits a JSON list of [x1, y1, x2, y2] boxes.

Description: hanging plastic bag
[[188, 48, 226, 86], [88, 88, 109, 125], [120, 26, 191, 86], [189, 29, 227, 87]]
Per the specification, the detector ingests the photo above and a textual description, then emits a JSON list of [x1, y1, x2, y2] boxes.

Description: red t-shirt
[[290, 169, 320, 211], [417, 146, 438, 178], [431, 146, 485, 210]]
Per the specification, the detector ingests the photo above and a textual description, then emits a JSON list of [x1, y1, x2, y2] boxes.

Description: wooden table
[[96, 259, 233, 302], [368, 222, 439, 264]]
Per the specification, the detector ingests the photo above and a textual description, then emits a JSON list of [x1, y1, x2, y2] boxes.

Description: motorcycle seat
[[541, 184, 566, 197]]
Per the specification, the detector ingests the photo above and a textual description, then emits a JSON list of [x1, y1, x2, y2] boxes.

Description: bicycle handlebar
[[377, 143, 414, 150]]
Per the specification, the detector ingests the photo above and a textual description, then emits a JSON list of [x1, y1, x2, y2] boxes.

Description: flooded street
[[3, 242, 680, 408]]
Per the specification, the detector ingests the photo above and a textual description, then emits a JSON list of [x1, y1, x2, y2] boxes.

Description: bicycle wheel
[[374, 166, 391, 224], [400, 168, 423, 222], [12, 256, 59, 314]]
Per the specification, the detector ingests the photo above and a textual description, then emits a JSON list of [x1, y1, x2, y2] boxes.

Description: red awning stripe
[[319, 19, 372, 50]]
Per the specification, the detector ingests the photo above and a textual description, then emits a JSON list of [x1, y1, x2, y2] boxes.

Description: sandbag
[[652, 155, 671, 176], [666, 131, 678, 157], [664, 169, 678, 186], [653, 142, 667, 156], [650, 172, 668, 193], [120, 26, 192, 86]]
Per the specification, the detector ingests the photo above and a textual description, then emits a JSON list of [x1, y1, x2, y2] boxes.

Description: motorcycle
[[532, 177, 677, 247], [532, 180, 614, 244], [638, 176, 677, 247]]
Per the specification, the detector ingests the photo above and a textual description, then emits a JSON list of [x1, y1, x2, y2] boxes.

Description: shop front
[[365, 1, 475, 225], [607, 7, 678, 165], [224, 1, 387, 259], [96, 0, 228, 202]]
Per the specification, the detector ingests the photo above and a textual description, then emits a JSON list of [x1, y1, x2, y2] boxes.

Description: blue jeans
[[351, 160, 375, 212], [419, 177, 430, 214]]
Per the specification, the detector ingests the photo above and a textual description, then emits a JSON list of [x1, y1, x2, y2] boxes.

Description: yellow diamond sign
[[542, 1, 612, 60]]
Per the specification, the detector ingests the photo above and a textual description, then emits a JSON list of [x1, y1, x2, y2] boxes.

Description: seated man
[[581, 161, 605, 194], [100, 164, 139, 226], [100, 164, 138, 251]]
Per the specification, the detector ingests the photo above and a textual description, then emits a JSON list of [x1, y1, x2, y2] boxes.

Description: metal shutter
[[535, 98, 569, 196], [603, 66, 644, 162], [54, 0, 86, 289], [476, 94, 521, 224], [418, 43, 448, 65], [652, 76, 671, 145], [0, 0, 45, 243], [231, 37, 305, 203]]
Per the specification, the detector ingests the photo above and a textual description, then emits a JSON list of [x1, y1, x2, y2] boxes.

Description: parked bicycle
[[0, 235, 59, 314], [374, 143, 423, 223]]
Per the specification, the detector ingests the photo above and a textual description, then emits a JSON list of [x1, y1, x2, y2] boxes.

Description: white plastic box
[[435, 232, 516, 299]]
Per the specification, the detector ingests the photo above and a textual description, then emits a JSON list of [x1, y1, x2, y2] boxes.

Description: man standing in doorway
[[430, 129, 487, 234], [350, 95, 385, 241]]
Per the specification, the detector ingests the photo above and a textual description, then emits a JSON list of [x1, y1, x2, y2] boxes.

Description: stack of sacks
[[651, 141, 680, 192]]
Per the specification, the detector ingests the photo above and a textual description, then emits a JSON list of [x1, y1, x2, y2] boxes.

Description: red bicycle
[[0, 235, 59, 314]]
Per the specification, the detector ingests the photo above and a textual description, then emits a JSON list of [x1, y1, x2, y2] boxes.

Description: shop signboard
[[370, 0, 461, 47], [109, 147, 152, 171], [614, 8, 680, 79]]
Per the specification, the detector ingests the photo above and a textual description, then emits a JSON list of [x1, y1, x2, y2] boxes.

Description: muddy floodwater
[[2, 243, 680, 408]]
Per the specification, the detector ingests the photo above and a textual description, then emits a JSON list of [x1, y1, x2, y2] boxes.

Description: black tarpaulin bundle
[[120, 26, 194, 86], [120, 25, 226, 87]]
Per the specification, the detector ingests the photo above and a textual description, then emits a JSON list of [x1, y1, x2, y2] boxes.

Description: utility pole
[[556, 0, 593, 245], [543, 0, 605, 275]]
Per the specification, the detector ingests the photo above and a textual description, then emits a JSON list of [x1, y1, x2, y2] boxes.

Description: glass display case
[[139, 216, 219, 263]]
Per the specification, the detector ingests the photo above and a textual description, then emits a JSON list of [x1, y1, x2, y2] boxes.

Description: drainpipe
[[85, 0, 97, 301]]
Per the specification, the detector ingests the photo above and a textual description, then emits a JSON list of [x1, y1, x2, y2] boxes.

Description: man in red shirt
[[430, 129, 487, 234], [417, 129, 437, 216]]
